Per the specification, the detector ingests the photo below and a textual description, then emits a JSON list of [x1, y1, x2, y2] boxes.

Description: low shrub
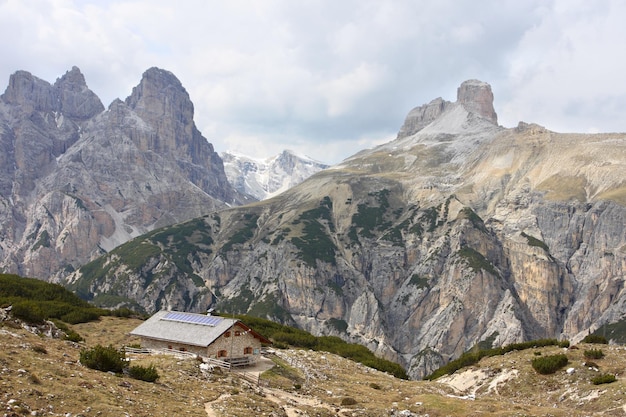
[[581, 335, 608, 344], [110, 307, 136, 318], [60, 309, 101, 324], [558, 340, 570, 348], [584, 349, 605, 360], [591, 373, 616, 385], [11, 300, 46, 324], [531, 354, 569, 375], [425, 339, 570, 380], [64, 329, 84, 342], [341, 397, 357, 406], [369, 382, 381, 390], [128, 364, 159, 382], [79, 344, 126, 373], [51, 319, 84, 342]]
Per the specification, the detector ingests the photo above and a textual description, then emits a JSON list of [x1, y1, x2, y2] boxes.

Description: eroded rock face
[[55, 66, 105, 120], [0, 66, 249, 281], [397, 79, 497, 139], [396, 97, 452, 138], [456, 79, 497, 124]]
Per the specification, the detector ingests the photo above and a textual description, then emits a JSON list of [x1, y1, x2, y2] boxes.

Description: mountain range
[[1, 67, 625, 380], [221, 150, 329, 200]]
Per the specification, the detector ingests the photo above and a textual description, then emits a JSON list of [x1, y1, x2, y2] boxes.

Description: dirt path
[[204, 393, 230, 417], [262, 386, 338, 416], [204, 356, 346, 416]]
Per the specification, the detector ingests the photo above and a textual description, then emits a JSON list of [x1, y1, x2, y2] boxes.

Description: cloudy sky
[[1, 0, 625, 164]]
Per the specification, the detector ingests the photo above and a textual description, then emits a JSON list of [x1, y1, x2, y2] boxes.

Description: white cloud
[[500, 0, 626, 131], [319, 63, 387, 117], [1, 0, 625, 164]]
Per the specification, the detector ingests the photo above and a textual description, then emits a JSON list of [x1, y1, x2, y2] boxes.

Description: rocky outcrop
[[456, 79, 497, 124], [55, 67, 105, 120], [396, 97, 452, 138], [0, 67, 250, 281], [1, 67, 104, 119], [397, 80, 498, 139]]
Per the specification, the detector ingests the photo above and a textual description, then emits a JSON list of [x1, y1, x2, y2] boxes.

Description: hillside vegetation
[[1, 313, 625, 416], [0, 273, 135, 325], [3, 273, 626, 415], [236, 314, 408, 379]]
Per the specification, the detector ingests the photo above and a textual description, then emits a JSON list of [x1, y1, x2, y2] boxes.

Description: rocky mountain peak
[[1, 67, 104, 120], [0, 66, 248, 281], [124, 67, 195, 154], [1, 70, 56, 112], [54, 66, 87, 91], [456, 79, 497, 125], [396, 97, 453, 138], [125, 67, 192, 120], [397, 79, 498, 139], [54, 66, 104, 120]]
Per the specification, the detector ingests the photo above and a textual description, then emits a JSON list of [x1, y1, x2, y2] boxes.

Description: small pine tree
[[79, 345, 126, 373], [581, 334, 608, 344], [583, 349, 605, 359], [591, 373, 616, 385], [128, 364, 159, 382], [531, 354, 569, 375]]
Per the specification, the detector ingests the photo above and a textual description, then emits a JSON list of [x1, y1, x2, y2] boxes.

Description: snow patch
[[221, 150, 329, 200]]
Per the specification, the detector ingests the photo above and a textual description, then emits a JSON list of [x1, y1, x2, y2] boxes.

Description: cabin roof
[[129, 310, 271, 347]]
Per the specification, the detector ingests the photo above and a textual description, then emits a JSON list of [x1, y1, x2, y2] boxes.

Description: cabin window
[[179, 347, 186, 352], [224, 331, 230, 337], [217, 350, 228, 358], [168, 345, 173, 350], [243, 347, 253, 354]]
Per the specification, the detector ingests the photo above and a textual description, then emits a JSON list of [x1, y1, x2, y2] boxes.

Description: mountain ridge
[[0, 66, 252, 281], [221, 149, 330, 200]]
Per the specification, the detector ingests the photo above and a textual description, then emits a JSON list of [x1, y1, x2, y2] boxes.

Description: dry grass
[[537, 174, 587, 202], [2, 317, 626, 416]]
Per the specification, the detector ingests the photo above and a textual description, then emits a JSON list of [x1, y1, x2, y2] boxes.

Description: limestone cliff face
[[62, 79, 626, 379], [456, 79, 497, 124], [0, 67, 250, 281]]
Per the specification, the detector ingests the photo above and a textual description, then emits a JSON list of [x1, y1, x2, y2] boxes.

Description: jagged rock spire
[[456, 79, 497, 125], [54, 66, 104, 120], [1, 66, 103, 119]]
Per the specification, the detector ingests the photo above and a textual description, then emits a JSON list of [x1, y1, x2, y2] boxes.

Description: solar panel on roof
[[161, 311, 224, 326]]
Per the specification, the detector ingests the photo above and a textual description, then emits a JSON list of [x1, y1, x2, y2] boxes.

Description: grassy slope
[[1, 315, 625, 416]]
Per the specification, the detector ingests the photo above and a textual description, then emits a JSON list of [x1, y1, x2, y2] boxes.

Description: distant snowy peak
[[221, 150, 330, 200]]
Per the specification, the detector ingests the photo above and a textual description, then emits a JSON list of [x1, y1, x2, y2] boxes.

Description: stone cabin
[[130, 311, 271, 364]]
